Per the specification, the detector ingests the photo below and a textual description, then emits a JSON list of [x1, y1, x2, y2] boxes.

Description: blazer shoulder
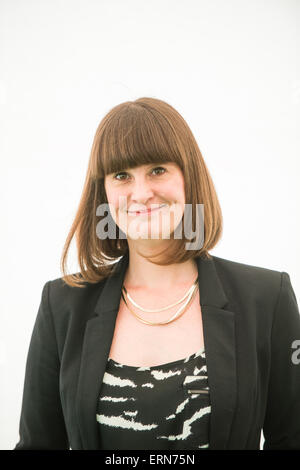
[[210, 254, 283, 297], [44, 273, 107, 319]]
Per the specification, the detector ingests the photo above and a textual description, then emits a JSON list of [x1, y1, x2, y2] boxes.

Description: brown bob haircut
[[60, 97, 223, 288]]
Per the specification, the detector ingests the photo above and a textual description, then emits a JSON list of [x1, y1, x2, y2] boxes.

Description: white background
[[1, 0, 299, 450]]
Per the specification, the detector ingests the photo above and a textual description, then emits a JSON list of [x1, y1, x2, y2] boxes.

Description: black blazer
[[14, 252, 300, 450]]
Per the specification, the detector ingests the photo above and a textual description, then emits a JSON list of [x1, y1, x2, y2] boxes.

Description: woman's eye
[[152, 166, 166, 176], [114, 167, 166, 181], [113, 172, 128, 181]]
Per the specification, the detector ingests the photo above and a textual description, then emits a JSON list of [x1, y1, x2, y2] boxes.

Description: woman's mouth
[[127, 204, 168, 216]]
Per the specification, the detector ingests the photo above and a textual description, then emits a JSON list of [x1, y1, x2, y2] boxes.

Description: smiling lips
[[128, 204, 168, 216]]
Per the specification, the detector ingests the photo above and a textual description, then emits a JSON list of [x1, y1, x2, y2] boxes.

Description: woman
[[14, 97, 300, 450]]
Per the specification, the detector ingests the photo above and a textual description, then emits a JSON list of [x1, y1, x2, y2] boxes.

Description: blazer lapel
[[76, 253, 129, 450], [76, 252, 237, 450], [197, 256, 237, 450]]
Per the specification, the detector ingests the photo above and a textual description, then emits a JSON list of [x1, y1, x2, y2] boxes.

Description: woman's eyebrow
[[107, 162, 172, 177], [120, 163, 170, 171]]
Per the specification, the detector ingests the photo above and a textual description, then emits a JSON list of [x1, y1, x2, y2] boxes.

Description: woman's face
[[104, 162, 186, 242]]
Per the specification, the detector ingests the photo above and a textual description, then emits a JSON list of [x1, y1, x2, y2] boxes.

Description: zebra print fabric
[[96, 347, 211, 450]]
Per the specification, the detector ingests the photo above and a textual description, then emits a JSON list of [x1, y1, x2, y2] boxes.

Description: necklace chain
[[122, 277, 198, 312], [121, 277, 199, 326]]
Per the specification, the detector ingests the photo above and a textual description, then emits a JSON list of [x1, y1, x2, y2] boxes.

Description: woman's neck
[[123, 256, 198, 291]]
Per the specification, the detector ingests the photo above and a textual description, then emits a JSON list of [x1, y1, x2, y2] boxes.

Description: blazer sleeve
[[263, 271, 300, 450], [14, 281, 69, 450]]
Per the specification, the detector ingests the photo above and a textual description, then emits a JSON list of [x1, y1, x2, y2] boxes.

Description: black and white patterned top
[[96, 347, 211, 450]]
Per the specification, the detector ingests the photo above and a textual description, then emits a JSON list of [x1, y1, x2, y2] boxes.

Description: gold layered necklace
[[121, 276, 199, 326]]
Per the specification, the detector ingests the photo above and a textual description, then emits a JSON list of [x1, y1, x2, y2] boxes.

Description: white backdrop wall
[[1, 0, 299, 450]]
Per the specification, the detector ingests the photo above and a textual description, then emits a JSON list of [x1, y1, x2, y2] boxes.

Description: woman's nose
[[129, 177, 155, 200]]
